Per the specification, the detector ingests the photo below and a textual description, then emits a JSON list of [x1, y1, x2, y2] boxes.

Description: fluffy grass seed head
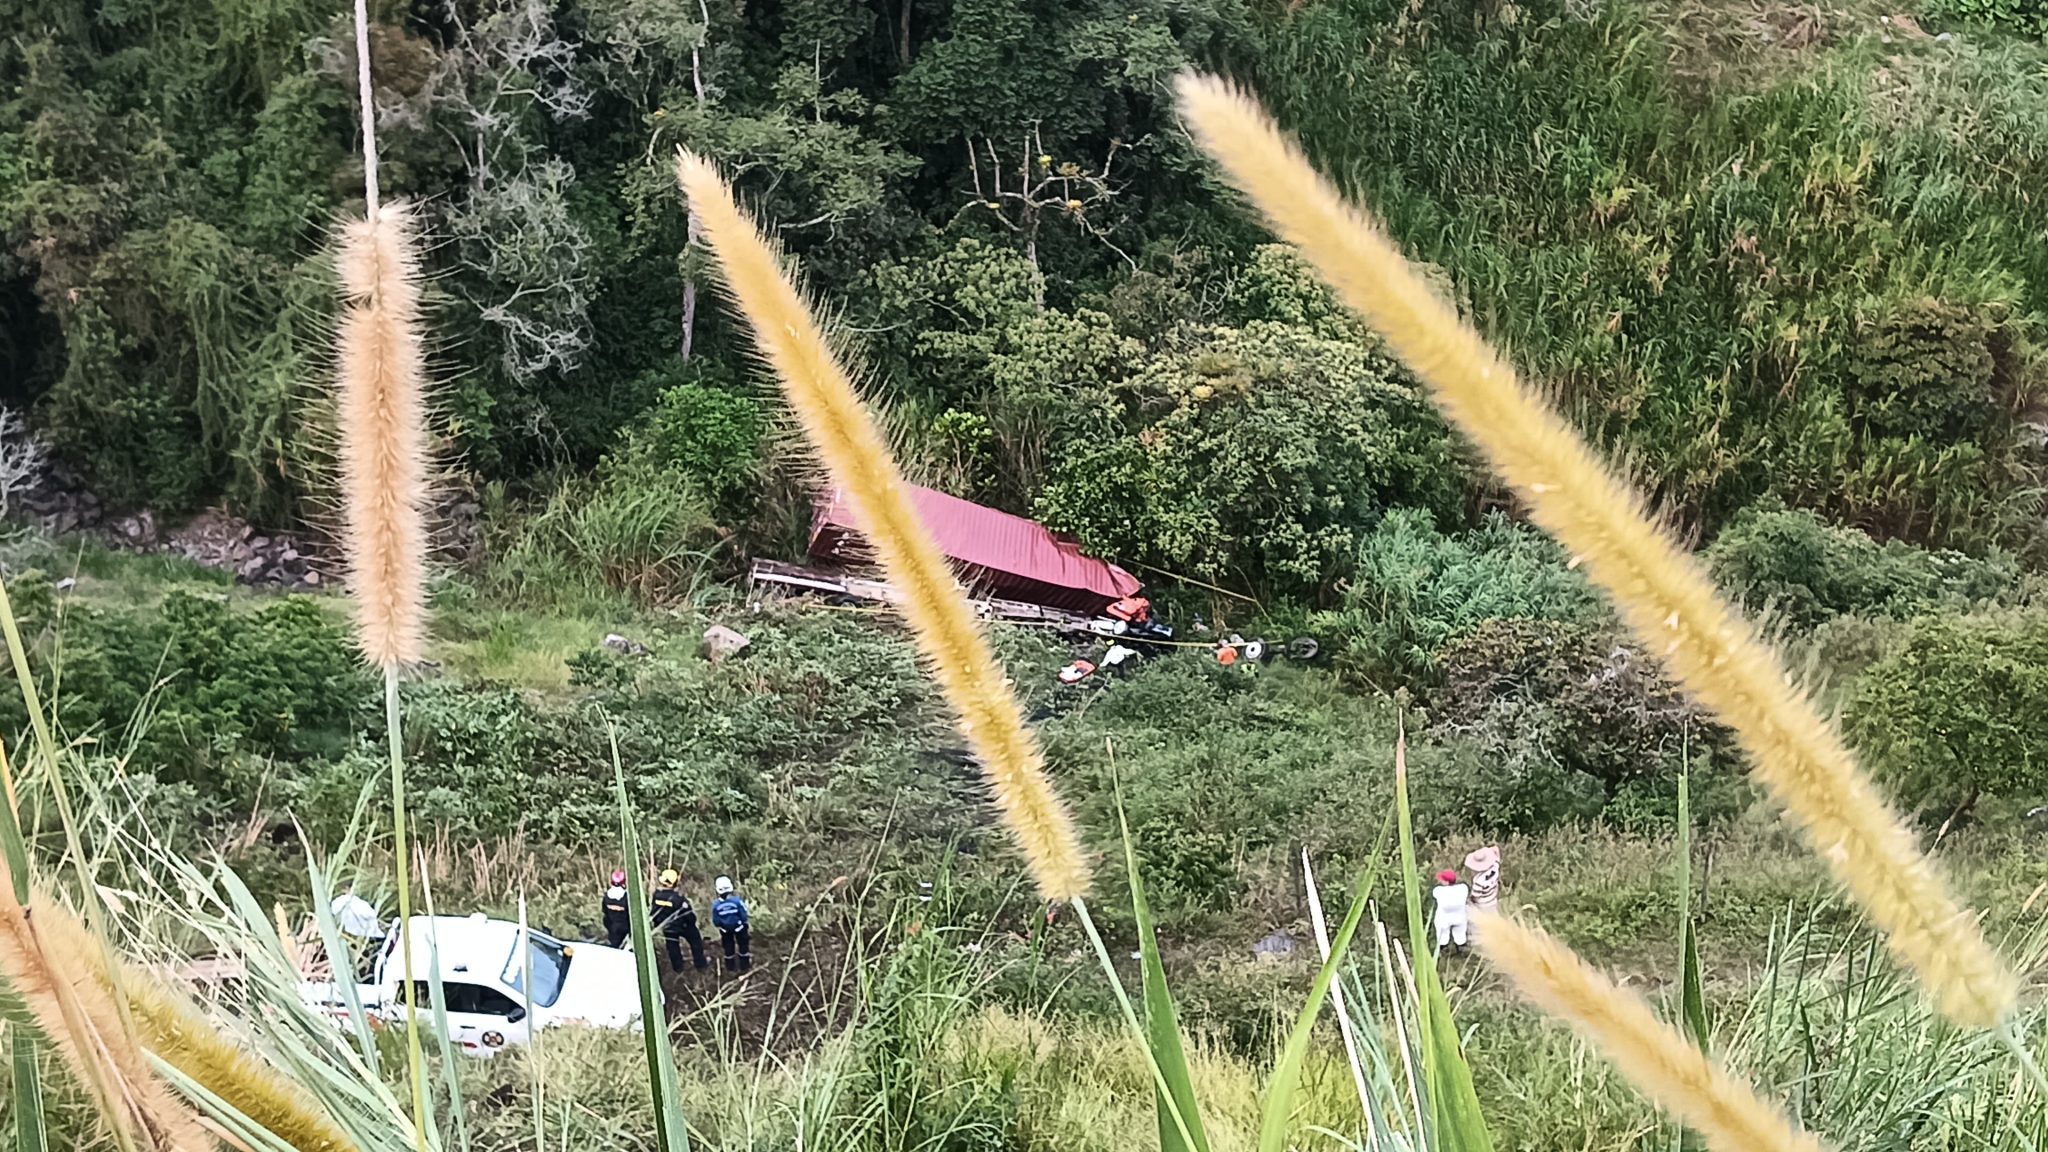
[[1174, 72, 2016, 1028], [117, 968, 359, 1152], [335, 203, 431, 669], [0, 877, 213, 1152], [1478, 911, 1832, 1152], [675, 150, 1090, 901]]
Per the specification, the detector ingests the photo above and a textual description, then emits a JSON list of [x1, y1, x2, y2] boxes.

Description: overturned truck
[[750, 483, 1144, 626]]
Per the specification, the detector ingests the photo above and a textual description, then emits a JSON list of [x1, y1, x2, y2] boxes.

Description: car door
[[427, 981, 531, 1055]]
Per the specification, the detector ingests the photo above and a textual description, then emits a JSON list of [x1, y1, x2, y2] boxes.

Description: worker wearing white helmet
[[710, 875, 751, 972]]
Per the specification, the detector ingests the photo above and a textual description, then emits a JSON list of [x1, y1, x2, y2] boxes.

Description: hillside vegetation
[[5, 0, 2048, 1149]]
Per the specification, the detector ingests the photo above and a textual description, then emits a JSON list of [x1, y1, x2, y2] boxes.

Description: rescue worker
[[649, 868, 708, 971], [1431, 868, 1469, 955], [711, 875, 751, 972], [602, 870, 631, 948]]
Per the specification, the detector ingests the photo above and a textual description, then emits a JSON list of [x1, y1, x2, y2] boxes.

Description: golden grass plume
[[113, 968, 358, 1152], [0, 876, 212, 1152], [1173, 72, 2015, 1028], [335, 203, 431, 669], [1477, 912, 1831, 1152], [674, 151, 1090, 901]]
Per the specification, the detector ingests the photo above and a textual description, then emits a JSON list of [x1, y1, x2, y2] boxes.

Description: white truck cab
[[303, 913, 644, 1056]]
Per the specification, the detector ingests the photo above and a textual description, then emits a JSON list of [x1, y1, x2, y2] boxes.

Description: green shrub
[[1707, 505, 2018, 629], [1430, 618, 1731, 817], [1845, 609, 2048, 819], [1034, 321, 1467, 596], [627, 376, 765, 508], [1317, 509, 1604, 684], [0, 572, 367, 814], [1923, 0, 2048, 37]]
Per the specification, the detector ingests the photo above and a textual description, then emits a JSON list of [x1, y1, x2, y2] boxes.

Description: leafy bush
[[1923, 0, 2048, 37], [1845, 609, 2048, 819], [624, 376, 765, 509], [1430, 619, 1729, 817], [1318, 509, 1604, 683], [0, 572, 367, 810], [1705, 505, 2017, 629], [1034, 321, 1468, 596]]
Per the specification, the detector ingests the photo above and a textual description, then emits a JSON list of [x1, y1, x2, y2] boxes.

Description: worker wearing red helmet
[[602, 869, 631, 948]]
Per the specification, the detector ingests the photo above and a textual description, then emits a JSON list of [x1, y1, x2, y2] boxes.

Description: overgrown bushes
[[0, 569, 367, 814], [1706, 505, 2017, 628], [1846, 608, 2048, 819]]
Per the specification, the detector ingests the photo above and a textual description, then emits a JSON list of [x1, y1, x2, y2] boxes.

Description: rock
[[237, 557, 268, 580], [303, 570, 321, 587], [702, 624, 751, 664], [117, 511, 158, 544], [602, 633, 650, 657], [1253, 932, 1296, 963], [281, 547, 299, 563], [54, 578, 75, 592]]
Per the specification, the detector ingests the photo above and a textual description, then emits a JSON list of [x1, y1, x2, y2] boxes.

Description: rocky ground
[[16, 461, 482, 591]]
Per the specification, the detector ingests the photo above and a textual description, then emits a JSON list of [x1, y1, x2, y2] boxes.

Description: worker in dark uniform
[[601, 870, 631, 948], [649, 868, 707, 971], [711, 875, 751, 972]]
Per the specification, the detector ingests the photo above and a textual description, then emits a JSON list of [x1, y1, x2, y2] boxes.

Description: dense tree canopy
[[5, 0, 2048, 605]]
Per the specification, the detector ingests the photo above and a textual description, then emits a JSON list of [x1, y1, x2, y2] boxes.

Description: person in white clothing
[[1431, 869, 1469, 954]]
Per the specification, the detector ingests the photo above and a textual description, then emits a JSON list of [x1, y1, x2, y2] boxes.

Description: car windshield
[[501, 931, 569, 1008]]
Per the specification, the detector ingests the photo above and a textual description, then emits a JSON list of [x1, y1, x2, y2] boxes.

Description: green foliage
[[1707, 504, 2018, 629], [1845, 608, 2048, 816], [1255, 0, 2048, 551], [1319, 509, 1605, 684], [0, 570, 367, 810], [1035, 322, 1467, 596], [501, 458, 722, 603], [1427, 618, 1736, 832], [1924, 0, 2048, 37], [622, 375, 765, 508]]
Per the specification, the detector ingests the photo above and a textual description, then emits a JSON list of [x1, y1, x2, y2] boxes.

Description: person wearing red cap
[[1430, 867, 1470, 954]]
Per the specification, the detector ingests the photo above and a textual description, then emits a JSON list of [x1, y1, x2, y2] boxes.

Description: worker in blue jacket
[[710, 875, 751, 972]]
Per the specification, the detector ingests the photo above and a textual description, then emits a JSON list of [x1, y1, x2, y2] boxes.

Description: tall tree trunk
[[681, 208, 702, 361], [897, 0, 914, 65], [681, 0, 711, 361]]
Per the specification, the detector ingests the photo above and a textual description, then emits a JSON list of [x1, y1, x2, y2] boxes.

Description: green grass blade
[[518, 893, 543, 1152], [11, 1029, 46, 1152], [1394, 721, 1494, 1152], [1674, 767, 1708, 1152], [1677, 770, 1709, 1052], [1070, 896, 1206, 1152], [416, 927, 456, 1149], [611, 722, 692, 1152], [1115, 767, 1211, 1152], [302, 854, 382, 1068], [1260, 858, 1375, 1152], [0, 741, 46, 1152]]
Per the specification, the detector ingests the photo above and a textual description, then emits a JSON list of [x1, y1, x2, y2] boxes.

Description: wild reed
[[1173, 72, 2015, 1029], [674, 152, 1090, 901], [0, 875, 212, 1152], [1477, 911, 1830, 1152], [116, 970, 358, 1152], [338, 2, 434, 1144]]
